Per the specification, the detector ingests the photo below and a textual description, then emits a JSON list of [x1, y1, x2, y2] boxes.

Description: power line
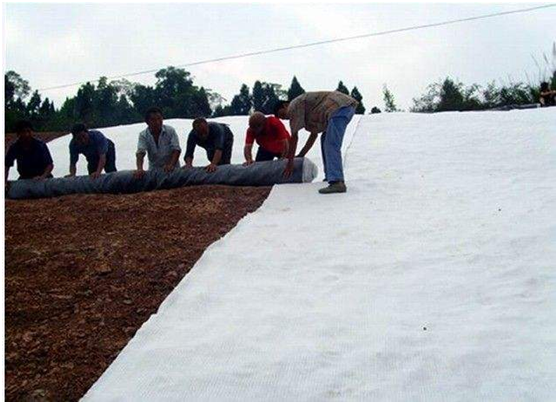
[[38, 3, 555, 92]]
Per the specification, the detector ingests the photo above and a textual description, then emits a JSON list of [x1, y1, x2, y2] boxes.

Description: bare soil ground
[[5, 185, 271, 401]]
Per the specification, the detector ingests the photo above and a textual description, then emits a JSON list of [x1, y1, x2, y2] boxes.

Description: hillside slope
[[76, 108, 554, 400]]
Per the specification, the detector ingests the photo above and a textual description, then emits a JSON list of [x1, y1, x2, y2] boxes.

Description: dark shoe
[[319, 181, 347, 194]]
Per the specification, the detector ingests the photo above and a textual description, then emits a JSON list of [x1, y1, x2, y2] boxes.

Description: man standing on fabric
[[135, 107, 181, 179], [67, 123, 117, 179], [275, 91, 358, 194], [184, 118, 234, 173], [5, 120, 54, 185], [243, 112, 290, 165]]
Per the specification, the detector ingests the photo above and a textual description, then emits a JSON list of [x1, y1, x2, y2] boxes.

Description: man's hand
[[164, 163, 175, 173], [243, 159, 254, 166], [90, 171, 102, 179], [133, 169, 145, 179], [65, 173, 75, 178], [205, 163, 217, 173], [182, 162, 193, 170], [283, 159, 294, 178]]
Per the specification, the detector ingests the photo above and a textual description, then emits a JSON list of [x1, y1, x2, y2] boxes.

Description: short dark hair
[[273, 100, 289, 115], [145, 107, 163, 121], [71, 123, 87, 136], [541, 82, 550, 91], [192, 117, 207, 128], [14, 120, 33, 134]]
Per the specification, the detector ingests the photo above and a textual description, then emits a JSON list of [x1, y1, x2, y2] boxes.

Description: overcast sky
[[5, 3, 556, 111]]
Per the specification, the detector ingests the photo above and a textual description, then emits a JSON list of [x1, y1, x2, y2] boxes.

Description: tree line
[[5, 69, 368, 133]]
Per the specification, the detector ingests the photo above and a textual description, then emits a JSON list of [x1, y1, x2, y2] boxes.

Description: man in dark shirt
[[184, 118, 234, 172], [67, 123, 117, 179], [5, 120, 54, 185]]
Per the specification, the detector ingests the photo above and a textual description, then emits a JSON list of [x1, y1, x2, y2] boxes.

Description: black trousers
[[87, 140, 117, 174], [255, 146, 282, 162]]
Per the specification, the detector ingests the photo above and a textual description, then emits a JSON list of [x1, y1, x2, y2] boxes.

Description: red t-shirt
[[245, 116, 290, 154]]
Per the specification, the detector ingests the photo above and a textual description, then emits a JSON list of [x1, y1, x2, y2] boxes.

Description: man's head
[[71, 123, 89, 145], [249, 112, 266, 136], [145, 107, 164, 134], [14, 120, 34, 141], [274, 100, 290, 119], [541, 82, 550, 92], [192, 117, 209, 139]]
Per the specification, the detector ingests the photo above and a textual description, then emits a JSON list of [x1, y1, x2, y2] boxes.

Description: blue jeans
[[320, 106, 355, 182]]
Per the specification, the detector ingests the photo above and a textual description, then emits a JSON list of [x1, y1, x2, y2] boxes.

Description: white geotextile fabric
[[83, 110, 555, 401]]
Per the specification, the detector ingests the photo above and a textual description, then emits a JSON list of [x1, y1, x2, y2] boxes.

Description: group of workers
[[6, 90, 358, 194]]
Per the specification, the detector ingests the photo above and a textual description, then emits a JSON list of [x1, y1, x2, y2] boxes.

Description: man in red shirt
[[244, 112, 290, 165]]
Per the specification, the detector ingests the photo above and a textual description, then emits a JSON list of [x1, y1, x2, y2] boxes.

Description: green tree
[[230, 84, 252, 115], [261, 82, 285, 114], [252, 81, 265, 111], [287, 76, 305, 100], [350, 86, 365, 114], [336, 81, 349, 95], [383, 85, 398, 112], [130, 84, 158, 117], [5, 71, 30, 107]]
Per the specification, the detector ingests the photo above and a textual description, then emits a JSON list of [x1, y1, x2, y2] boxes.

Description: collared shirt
[[137, 124, 181, 169], [69, 130, 111, 165], [5, 137, 53, 179], [245, 116, 290, 154], [288, 91, 359, 134], [185, 122, 233, 159]]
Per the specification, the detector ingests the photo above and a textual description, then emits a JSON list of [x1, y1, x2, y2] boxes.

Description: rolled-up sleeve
[[168, 127, 182, 152]]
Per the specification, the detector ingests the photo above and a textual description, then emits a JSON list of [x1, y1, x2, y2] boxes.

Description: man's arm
[[67, 163, 77, 177], [296, 132, 318, 157], [283, 124, 299, 177], [91, 154, 106, 178], [280, 139, 289, 158], [244, 128, 255, 165], [184, 156, 193, 168], [36, 164, 54, 180], [206, 149, 222, 173], [134, 151, 146, 178], [164, 150, 180, 172], [183, 131, 196, 167], [243, 143, 254, 165], [67, 143, 79, 177]]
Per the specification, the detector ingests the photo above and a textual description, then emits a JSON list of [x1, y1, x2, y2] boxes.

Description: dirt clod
[[6, 185, 270, 401]]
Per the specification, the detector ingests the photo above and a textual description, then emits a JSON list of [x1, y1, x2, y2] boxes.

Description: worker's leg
[[320, 133, 328, 180], [323, 106, 355, 183]]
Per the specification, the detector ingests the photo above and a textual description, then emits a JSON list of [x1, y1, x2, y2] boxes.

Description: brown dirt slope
[[5, 185, 271, 401]]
